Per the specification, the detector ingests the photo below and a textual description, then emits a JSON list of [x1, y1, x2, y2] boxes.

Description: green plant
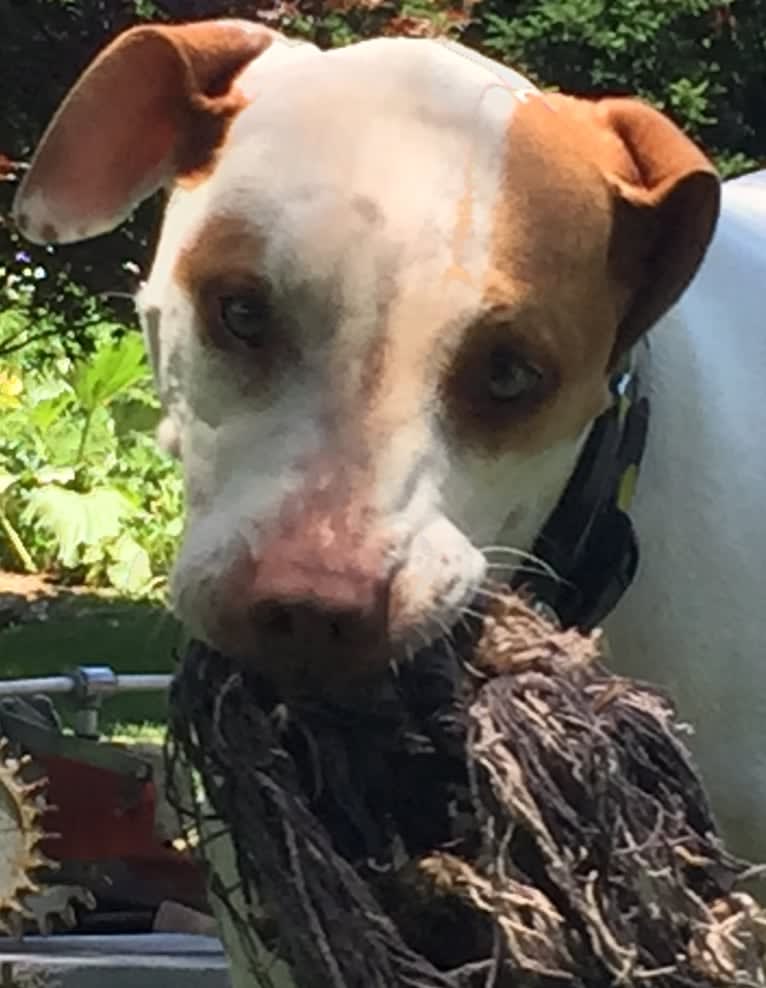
[[475, 0, 764, 176], [0, 321, 183, 597]]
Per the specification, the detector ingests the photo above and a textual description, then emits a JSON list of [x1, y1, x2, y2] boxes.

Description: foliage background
[[0, 0, 763, 593]]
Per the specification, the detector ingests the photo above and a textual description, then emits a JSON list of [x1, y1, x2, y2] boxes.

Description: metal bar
[[0, 676, 74, 695], [116, 674, 173, 692], [2, 933, 226, 956], [0, 674, 172, 697]]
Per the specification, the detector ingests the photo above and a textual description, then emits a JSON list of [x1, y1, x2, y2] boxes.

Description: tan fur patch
[[142, 22, 273, 186], [442, 98, 617, 458], [175, 215, 296, 384], [175, 214, 265, 301], [444, 90, 718, 458], [172, 86, 250, 189]]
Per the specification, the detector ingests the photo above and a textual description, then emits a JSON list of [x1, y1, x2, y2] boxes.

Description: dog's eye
[[219, 294, 269, 345], [487, 345, 542, 401]]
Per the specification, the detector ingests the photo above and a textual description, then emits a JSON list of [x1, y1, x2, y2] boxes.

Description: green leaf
[[107, 534, 153, 594], [33, 465, 76, 486], [71, 334, 148, 414], [26, 375, 71, 405], [111, 396, 162, 439], [24, 485, 135, 568], [0, 471, 19, 497], [165, 516, 184, 538], [26, 390, 74, 434]]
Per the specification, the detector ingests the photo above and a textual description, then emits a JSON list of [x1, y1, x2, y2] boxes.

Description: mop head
[[165, 592, 766, 987]]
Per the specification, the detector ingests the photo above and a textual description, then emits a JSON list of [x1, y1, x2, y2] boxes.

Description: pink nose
[[243, 528, 393, 693]]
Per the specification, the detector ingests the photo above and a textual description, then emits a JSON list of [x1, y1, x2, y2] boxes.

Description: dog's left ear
[[551, 95, 720, 363], [601, 99, 720, 361], [12, 19, 275, 245]]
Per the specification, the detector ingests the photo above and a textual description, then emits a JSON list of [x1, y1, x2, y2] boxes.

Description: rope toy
[[165, 591, 766, 987]]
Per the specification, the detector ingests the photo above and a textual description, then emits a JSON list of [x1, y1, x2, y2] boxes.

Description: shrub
[[473, 0, 764, 177], [0, 319, 182, 595]]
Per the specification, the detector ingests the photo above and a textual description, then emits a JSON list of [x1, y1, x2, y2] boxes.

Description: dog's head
[[13, 20, 719, 696]]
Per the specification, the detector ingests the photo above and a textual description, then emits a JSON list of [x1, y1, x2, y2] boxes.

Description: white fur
[[605, 170, 766, 861], [136, 38, 578, 657]]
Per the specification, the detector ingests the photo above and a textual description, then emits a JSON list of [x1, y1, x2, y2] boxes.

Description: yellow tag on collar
[[617, 463, 638, 512]]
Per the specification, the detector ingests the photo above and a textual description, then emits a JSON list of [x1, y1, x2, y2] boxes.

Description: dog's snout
[[252, 597, 385, 659], [238, 525, 393, 693]]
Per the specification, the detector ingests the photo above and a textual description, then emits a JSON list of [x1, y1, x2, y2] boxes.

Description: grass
[[107, 721, 168, 744], [0, 577, 181, 736]]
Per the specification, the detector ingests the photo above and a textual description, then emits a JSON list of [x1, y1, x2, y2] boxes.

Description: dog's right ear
[[12, 19, 275, 245]]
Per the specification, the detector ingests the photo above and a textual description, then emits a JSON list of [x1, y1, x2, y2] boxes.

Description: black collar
[[514, 343, 650, 631]]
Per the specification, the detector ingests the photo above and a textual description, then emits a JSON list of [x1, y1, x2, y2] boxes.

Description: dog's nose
[[245, 535, 393, 692], [252, 598, 385, 658]]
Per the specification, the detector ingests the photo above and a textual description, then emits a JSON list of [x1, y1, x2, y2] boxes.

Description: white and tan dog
[[13, 20, 766, 877]]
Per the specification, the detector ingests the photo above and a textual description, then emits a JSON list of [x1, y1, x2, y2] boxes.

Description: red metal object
[[34, 752, 208, 912], [39, 754, 160, 862], [0, 688, 209, 919]]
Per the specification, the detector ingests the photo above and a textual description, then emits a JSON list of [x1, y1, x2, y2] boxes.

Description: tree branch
[[0, 325, 64, 358]]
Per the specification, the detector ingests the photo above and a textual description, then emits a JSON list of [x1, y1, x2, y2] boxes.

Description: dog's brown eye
[[219, 294, 269, 346], [487, 345, 542, 401]]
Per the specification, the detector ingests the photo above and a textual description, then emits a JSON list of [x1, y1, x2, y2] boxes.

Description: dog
[[12, 21, 766, 874]]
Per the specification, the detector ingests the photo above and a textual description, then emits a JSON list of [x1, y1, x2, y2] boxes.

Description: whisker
[[485, 561, 557, 580], [439, 632, 459, 665], [461, 606, 486, 623], [144, 604, 180, 645], [434, 615, 456, 644], [487, 568, 574, 594], [480, 544, 561, 583], [413, 627, 432, 651], [457, 613, 476, 636], [394, 643, 416, 671], [459, 654, 489, 682], [480, 544, 546, 562], [473, 586, 513, 605]]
